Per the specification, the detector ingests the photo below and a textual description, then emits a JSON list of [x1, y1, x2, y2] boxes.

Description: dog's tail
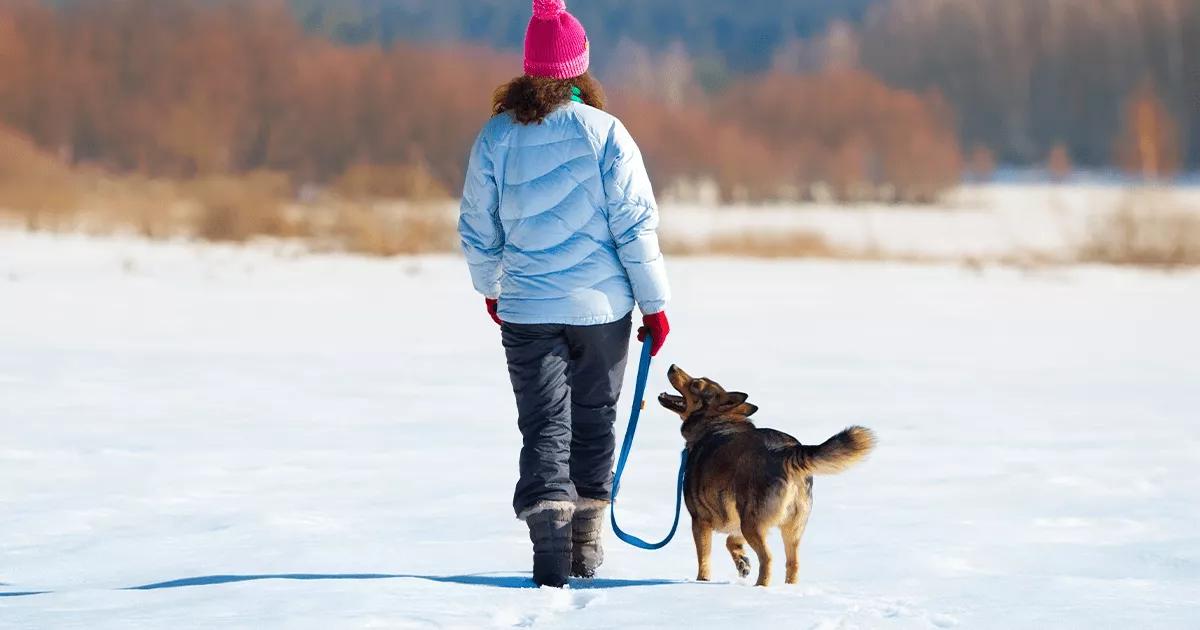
[[790, 426, 876, 475]]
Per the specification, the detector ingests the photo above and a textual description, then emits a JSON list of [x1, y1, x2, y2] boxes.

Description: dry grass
[[4, 129, 1198, 268], [1079, 190, 1200, 268], [662, 230, 920, 262], [0, 129, 459, 255], [185, 172, 297, 242], [77, 174, 196, 240], [324, 201, 456, 256], [0, 125, 80, 230], [665, 231, 841, 258], [333, 163, 449, 201], [19, 169, 301, 242]]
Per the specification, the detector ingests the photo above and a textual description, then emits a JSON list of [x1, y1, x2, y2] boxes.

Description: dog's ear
[[729, 402, 759, 417], [716, 392, 749, 412]]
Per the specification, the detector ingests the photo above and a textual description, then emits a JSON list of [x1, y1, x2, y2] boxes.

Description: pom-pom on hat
[[524, 0, 590, 79]]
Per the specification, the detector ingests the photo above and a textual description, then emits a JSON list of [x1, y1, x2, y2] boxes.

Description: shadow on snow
[[124, 572, 684, 591], [1, 572, 687, 597]]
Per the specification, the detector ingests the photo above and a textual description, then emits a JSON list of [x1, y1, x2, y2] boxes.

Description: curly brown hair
[[492, 72, 607, 124]]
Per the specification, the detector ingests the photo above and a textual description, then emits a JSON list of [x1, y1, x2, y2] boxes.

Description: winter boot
[[571, 497, 608, 578], [520, 500, 575, 587]]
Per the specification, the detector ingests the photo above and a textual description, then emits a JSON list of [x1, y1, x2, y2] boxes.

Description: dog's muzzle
[[658, 392, 686, 413]]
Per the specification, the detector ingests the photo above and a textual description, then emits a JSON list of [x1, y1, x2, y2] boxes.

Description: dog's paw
[[734, 556, 751, 578]]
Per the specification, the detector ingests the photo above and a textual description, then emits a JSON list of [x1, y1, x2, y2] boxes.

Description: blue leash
[[609, 334, 688, 550]]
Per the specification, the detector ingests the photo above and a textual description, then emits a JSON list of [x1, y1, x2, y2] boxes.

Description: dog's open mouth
[[658, 392, 686, 413]]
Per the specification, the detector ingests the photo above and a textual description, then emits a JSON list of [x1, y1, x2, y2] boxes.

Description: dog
[[658, 364, 875, 586]]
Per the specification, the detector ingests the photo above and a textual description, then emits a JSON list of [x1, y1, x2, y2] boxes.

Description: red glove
[[637, 311, 669, 357], [485, 298, 502, 326]]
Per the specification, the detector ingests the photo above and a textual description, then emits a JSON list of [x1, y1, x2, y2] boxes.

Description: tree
[[1047, 143, 1072, 182], [1116, 80, 1182, 180], [969, 145, 996, 182]]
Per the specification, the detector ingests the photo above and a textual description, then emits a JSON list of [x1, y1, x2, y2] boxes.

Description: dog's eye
[[689, 382, 702, 394]]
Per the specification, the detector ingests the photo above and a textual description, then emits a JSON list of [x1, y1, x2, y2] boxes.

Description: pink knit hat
[[524, 0, 589, 79]]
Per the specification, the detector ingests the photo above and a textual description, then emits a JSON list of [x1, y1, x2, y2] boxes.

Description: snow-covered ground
[[2, 230, 1198, 629], [660, 184, 1200, 260]]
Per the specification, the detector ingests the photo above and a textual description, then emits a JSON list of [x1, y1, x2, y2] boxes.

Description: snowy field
[[659, 184, 1200, 260], [2, 230, 1198, 629]]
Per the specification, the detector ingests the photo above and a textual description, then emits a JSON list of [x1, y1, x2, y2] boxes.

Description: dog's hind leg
[[692, 520, 714, 581], [743, 525, 772, 587], [725, 535, 751, 578], [781, 518, 807, 584]]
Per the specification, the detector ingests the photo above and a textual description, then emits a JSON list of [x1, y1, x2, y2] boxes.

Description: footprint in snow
[[548, 588, 604, 611], [568, 590, 603, 610], [492, 590, 603, 628]]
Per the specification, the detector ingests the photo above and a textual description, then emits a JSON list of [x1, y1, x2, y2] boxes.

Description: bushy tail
[[793, 426, 876, 475]]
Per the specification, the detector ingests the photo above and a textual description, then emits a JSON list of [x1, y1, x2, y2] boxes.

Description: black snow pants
[[501, 314, 632, 516]]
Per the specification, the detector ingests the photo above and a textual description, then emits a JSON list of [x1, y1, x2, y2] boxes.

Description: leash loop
[[609, 333, 688, 550]]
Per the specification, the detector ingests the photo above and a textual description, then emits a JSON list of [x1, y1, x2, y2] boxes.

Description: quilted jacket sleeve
[[600, 119, 670, 314], [458, 128, 504, 299]]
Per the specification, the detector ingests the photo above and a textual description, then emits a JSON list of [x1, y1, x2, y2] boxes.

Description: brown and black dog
[[658, 364, 876, 586]]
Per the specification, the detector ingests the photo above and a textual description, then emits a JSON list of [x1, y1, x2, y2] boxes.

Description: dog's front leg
[[691, 520, 713, 581], [725, 535, 751, 578]]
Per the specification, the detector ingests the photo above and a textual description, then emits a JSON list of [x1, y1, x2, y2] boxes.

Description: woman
[[458, 0, 671, 588]]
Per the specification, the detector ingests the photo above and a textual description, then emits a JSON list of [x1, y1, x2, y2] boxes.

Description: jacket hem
[[499, 311, 633, 326]]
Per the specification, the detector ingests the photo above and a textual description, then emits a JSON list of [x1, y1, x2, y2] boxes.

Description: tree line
[[293, 0, 1199, 174], [1, 0, 1183, 209], [287, 0, 878, 77], [855, 0, 1196, 171], [0, 0, 962, 202]]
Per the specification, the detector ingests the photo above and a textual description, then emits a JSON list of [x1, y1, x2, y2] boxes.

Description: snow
[[660, 184, 1200, 260], [2, 229, 1198, 629]]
